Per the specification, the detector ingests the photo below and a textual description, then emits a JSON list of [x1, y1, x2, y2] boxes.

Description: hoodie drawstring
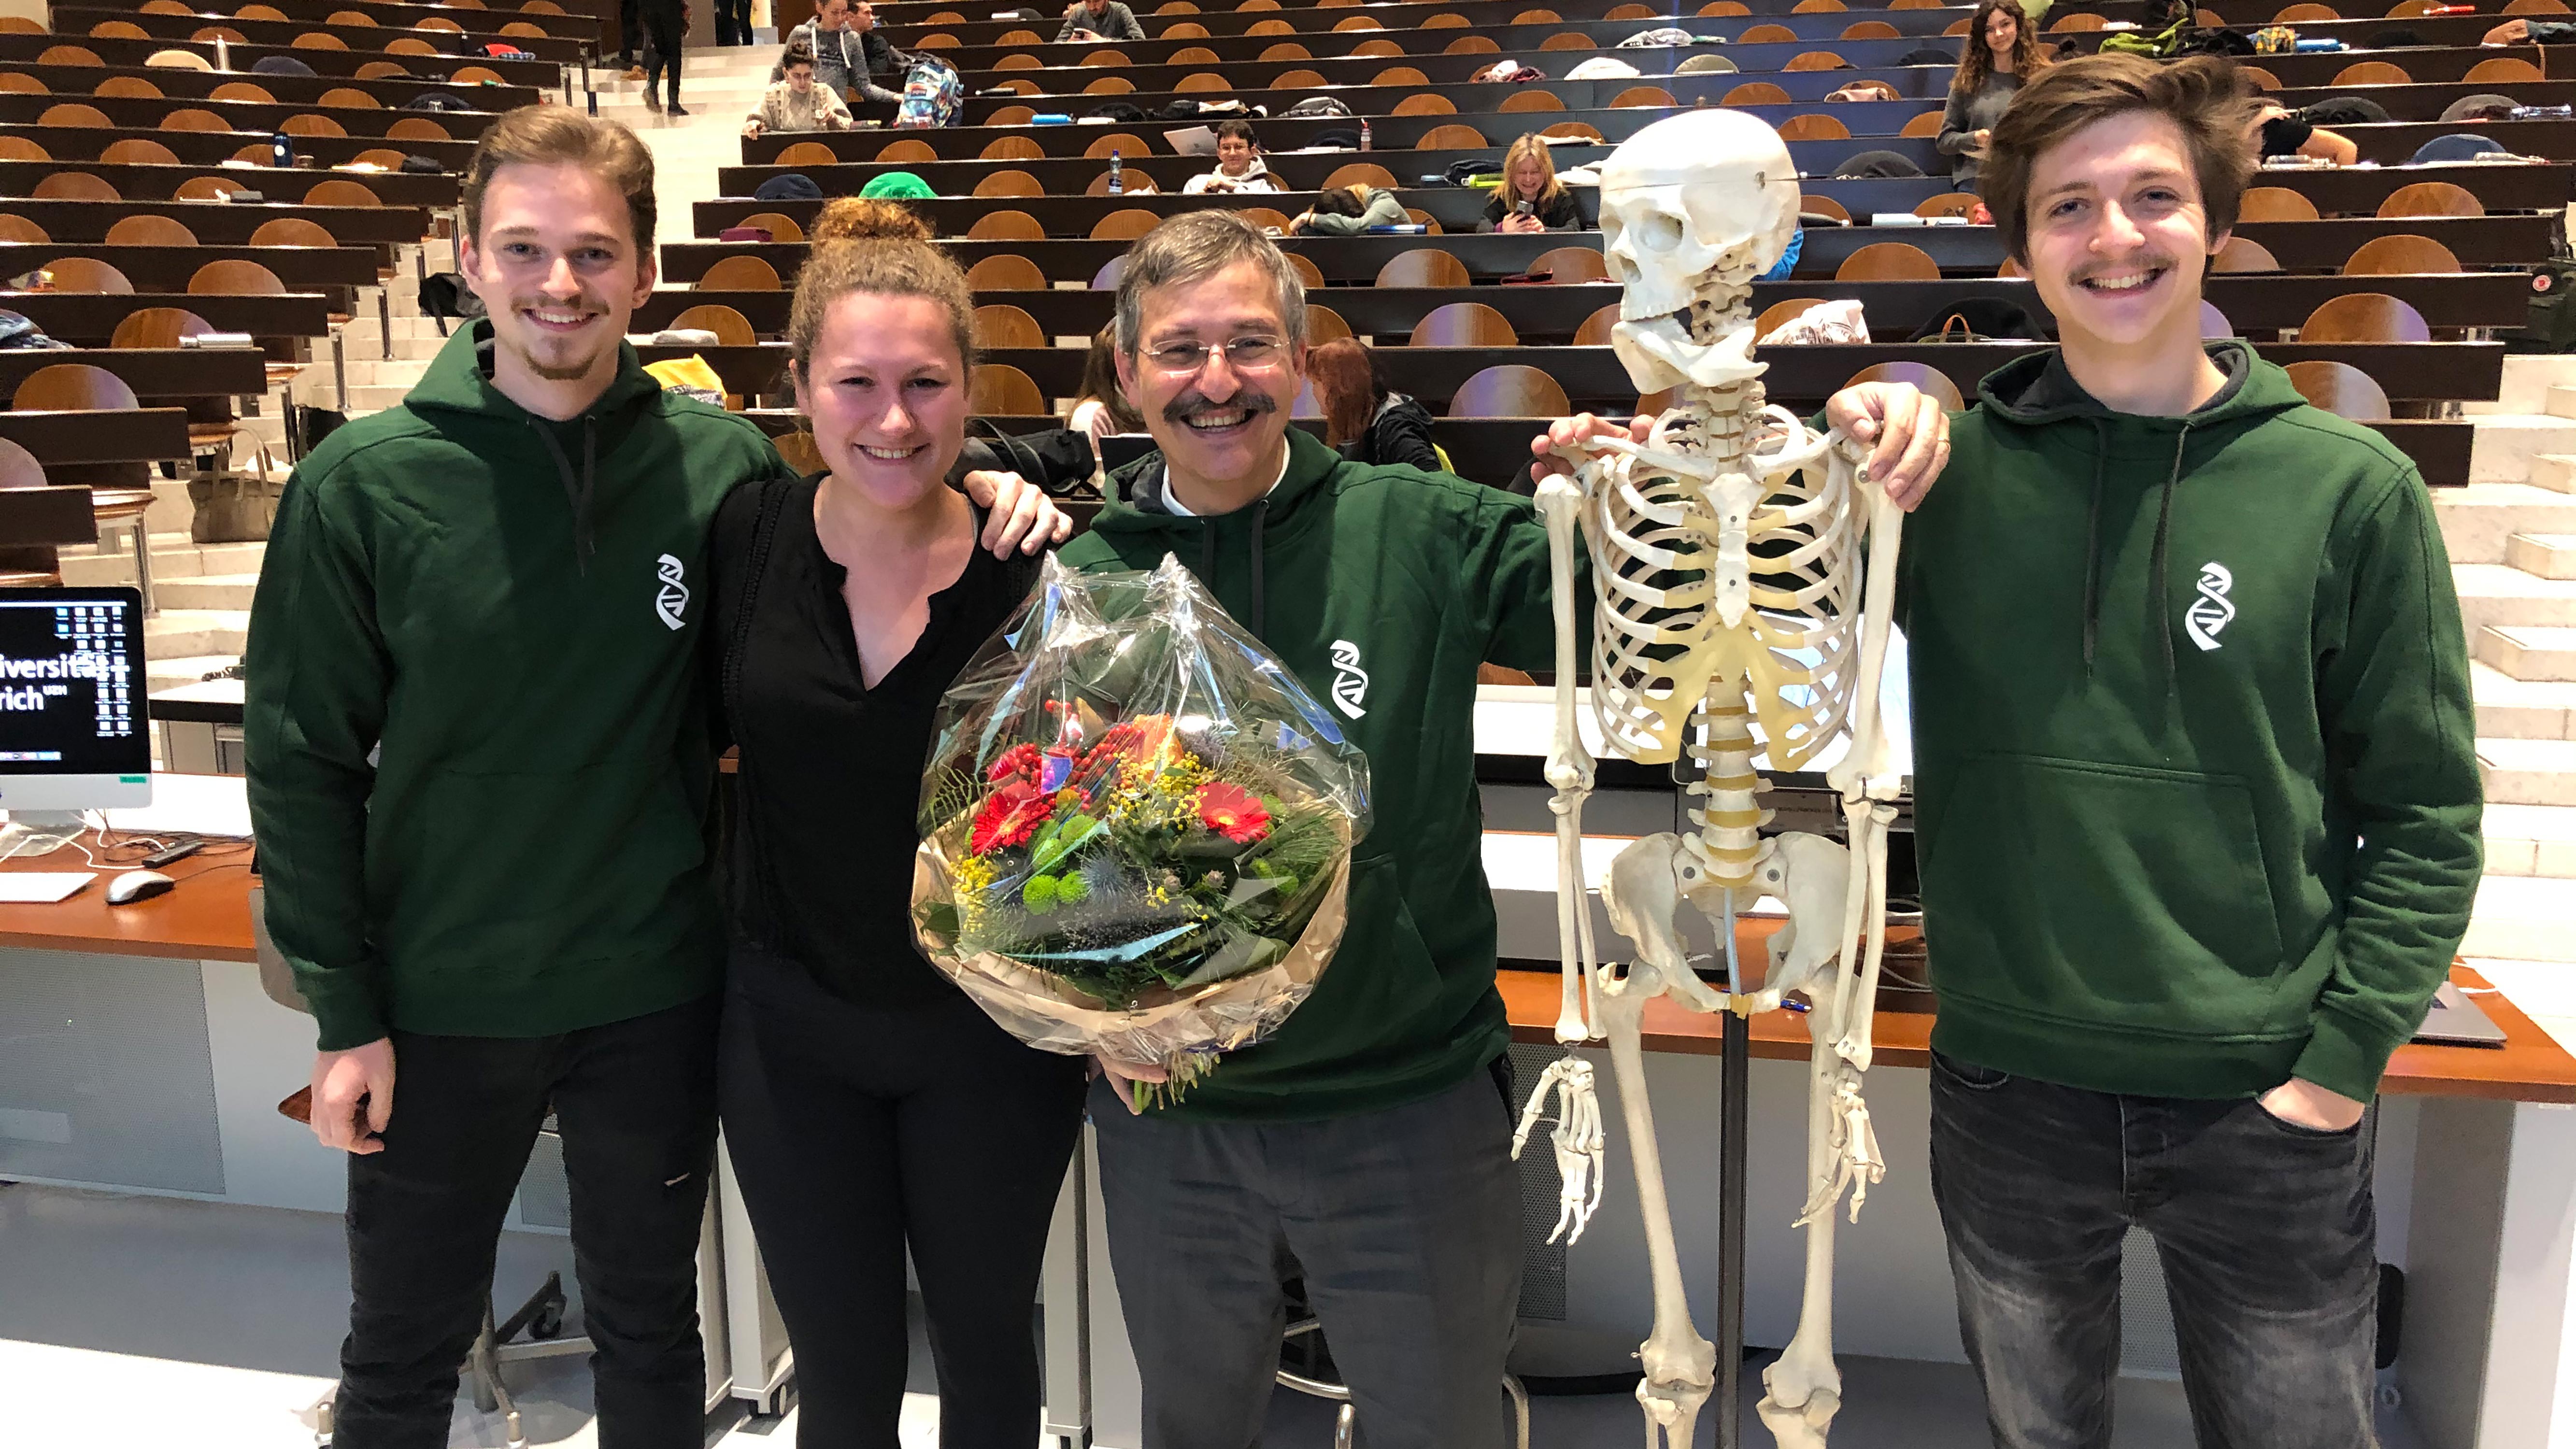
[[2080, 419, 2109, 674], [2150, 423, 2191, 684], [530, 416, 599, 574], [2079, 419, 2194, 682]]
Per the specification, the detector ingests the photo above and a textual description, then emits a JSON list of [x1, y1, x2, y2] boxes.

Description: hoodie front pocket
[[1919, 754, 2291, 1041]]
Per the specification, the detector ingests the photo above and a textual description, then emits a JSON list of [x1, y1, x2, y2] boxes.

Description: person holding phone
[[1480, 134, 1584, 233]]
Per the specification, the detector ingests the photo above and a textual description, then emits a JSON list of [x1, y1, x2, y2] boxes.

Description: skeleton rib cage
[[1588, 396, 1871, 777]]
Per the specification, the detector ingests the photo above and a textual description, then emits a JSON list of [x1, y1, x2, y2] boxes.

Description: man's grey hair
[[1112, 210, 1309, 358]]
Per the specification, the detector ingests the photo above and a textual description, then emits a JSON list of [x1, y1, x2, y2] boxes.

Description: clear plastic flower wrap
[[912, 553, 1372, 1106]]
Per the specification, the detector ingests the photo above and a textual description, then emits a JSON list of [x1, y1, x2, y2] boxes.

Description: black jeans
[[719, 945, 1089, 1449], [640, 6, 683, 106], [1928, 1051, 2378, 1449], [333, 996, 721, 1449], [712, 0, 754, 46]]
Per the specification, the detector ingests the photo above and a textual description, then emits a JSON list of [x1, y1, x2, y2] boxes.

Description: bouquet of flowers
[[912, 554, 1371, 1107]]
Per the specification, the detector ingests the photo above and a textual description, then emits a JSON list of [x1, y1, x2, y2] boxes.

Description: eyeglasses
[[1143, 335, 1284, 375]]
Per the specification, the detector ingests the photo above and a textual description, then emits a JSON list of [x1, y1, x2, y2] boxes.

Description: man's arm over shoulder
[[2298, 465, 2484, 1100], [243, 456, 394, 1052]]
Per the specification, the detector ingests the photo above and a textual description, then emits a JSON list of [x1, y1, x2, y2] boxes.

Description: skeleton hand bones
[[1511, 1055, 1605, 1243]]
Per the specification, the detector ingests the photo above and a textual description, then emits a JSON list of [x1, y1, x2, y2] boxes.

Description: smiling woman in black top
[[708, 238, 1085, 1448]]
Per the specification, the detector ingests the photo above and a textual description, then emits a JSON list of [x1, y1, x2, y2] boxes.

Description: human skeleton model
[[1513, 109, 1907, 1449]]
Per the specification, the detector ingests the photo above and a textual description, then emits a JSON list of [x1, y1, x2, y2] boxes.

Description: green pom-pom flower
[[1056, 873, 1092, 906], [1023, 875, 1062, 914]]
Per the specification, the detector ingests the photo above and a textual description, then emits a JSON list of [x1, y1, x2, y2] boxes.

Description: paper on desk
[[103, 772, 252, 840], [0, 872, 95, 903], [1166, 125, 1217, 156]]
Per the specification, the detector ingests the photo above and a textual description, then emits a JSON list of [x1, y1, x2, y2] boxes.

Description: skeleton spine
[[1684, 691, 1771, 890]]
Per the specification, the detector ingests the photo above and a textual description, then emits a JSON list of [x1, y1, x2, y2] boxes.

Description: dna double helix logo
[[1328, 639, 1369, 720], [654, 554, 689, 632], [2184, 561, 2235, 652]]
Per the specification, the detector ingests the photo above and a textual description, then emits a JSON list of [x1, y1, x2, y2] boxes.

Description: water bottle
[[1109, 149, 1123, 196], [1360, 118, 1372, 152], [213, 36, 229, 71]]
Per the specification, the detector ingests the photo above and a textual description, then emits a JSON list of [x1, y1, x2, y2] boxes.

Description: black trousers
[[617, 0, 642, 65], [640, 6, 684, 105], [720, 944, 1089, 1449], [333, 996, 721, 1449], [712, 0, 754, 46]]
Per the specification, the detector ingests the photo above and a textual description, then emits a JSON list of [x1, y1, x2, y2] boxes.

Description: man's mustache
[[2071, 256, 2176, 284], [1164, 390, 1277, 424]]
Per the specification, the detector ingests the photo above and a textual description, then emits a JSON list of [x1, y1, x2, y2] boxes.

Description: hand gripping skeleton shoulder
[[1510, 109, 1907, 1449]]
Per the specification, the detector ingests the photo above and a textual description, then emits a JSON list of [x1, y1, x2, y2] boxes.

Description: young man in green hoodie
[[1058, 211, 1948, 1448], [246, 110, 1062, 1446], [1537, 52, 2479, 1447], [1916, 55, 2479, 1447], [1906, 54, 2481, 1447]]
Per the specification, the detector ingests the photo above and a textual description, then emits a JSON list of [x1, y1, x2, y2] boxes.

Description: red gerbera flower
[[972, 780, 1055, 855], [1196, 782, 1271, 845]]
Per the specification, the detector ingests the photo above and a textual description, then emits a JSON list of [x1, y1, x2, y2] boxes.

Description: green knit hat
[[859, 170, 937, 200]]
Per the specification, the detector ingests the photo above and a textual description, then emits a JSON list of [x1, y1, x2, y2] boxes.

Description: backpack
[[2512, 251, 2576, 354], [895, 55, 962, 128], [1909, 297, 2049, 342], [1282, 96, 1352, 118]]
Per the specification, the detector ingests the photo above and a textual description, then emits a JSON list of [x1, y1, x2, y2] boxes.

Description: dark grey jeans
[[1928, 1051, 2379, 1449], [1089, 1068, 1522, 1449]]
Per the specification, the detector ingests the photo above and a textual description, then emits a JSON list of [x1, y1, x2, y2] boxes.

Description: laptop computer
[[2413, 980, 2507, 1047]]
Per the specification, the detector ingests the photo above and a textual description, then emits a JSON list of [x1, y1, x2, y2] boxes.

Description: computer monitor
[[0, 587, 151, 846]]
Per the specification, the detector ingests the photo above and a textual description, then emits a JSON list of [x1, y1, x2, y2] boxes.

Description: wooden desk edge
[[1502, 961, 2576, 1105]]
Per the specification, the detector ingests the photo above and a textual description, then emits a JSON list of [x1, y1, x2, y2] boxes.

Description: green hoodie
[[245, 321, 798, 1051], [1907, 343, 2482, 1103], [1056, 428, 1566, 1121]]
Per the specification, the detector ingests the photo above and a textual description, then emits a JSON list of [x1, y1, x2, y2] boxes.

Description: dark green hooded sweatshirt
[[1908, 343, 2481, 1103], [1055, 428, 1567, 1121], [245, 320, 798, 1051]]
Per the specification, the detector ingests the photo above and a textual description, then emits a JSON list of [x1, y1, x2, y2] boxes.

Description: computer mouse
[[105, 870, 176, 905]]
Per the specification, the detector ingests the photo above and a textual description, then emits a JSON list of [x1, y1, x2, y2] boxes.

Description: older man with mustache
[[1052, 211, 1948, 1449]]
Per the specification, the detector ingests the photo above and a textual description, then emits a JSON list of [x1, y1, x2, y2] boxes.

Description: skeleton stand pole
[[1706, 757, 1751, 1449], [1720, 1007, 1749, 1449]]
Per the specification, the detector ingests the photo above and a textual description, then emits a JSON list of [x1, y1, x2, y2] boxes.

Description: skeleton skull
[[1597, 110, 1803, 393]]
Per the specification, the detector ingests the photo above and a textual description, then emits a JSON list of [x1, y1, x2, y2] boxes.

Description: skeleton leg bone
[[1599, 836, 1721, 1448], [1756, 1001, 1848, 1449], [1761, 454, 1905, 1449]]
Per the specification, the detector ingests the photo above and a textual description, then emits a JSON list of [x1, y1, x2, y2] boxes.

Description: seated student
[[778, 0, 903, 105], [1058, 0, 1144, 41], [744, 43, 855, 139], [2253, 100, 2357, 165], [811, 196, 934, 242], [1069, 326, 1146, 446], [1184, 120, 1285, 195], [1308, 337, 1443, 475], [1480, 134, 1585, 233], [1290, 183, 1407, 235]]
